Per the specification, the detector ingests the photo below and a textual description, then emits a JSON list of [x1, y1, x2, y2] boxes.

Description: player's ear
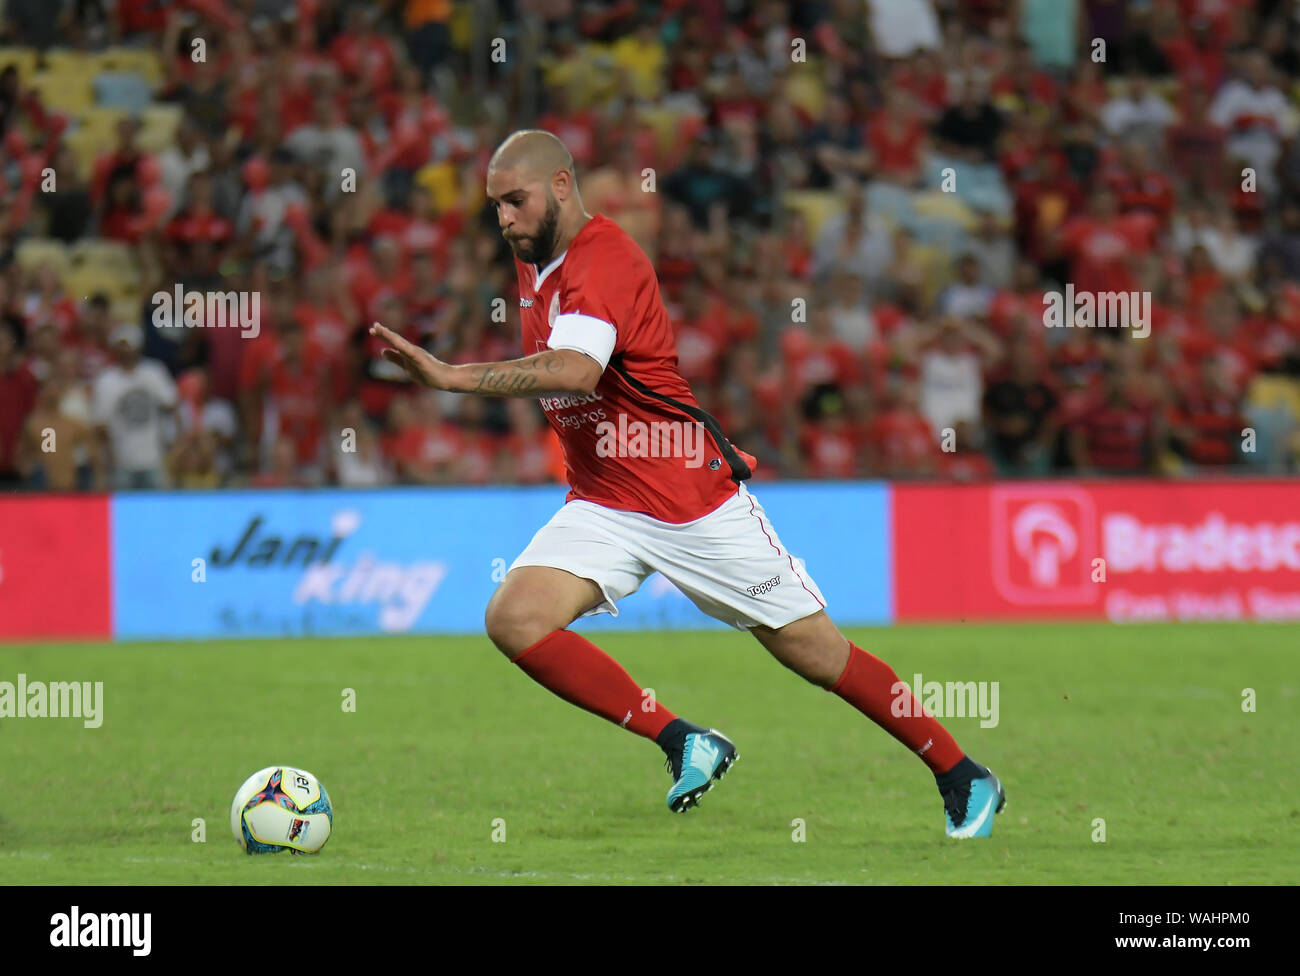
[[552, 167, 573, 201]]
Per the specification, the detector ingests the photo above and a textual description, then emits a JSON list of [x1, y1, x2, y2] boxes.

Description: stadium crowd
[[2, 0, 1300, 491]]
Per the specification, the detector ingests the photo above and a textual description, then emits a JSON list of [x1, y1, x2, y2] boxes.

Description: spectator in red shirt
[[1068, 369, 1160, 474], [0, 318, 38, 485], [266, 321, 330, 476], [329, 5, 398, 95], [991, 40, 1058, 116], [1165, 84, 1226, 193], [863, 380, 939, 478], [1102, 140, 1175, 226], [892, 51, 948, 121], [385, 389, 464, 484], [20, 263, 78, 339], [781, 307, 862, 403], [164, 171, 234, 279], [1056, 188, 1159, 295], [798, 386, 862, 479], [938, 419, 995, 481], [1012, 150, 1084, 270], [866, 88, 928, 186], [1166, 355, 1246, 468]]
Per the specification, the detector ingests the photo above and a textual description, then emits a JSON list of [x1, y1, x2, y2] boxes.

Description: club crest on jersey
[[519, 297, 534, 308]]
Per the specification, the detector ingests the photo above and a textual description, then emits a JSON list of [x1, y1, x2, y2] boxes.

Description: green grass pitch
[[1, 622, 1295, 885]]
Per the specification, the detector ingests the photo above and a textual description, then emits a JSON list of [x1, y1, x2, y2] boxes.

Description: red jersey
[[514, 215, 752, 523]]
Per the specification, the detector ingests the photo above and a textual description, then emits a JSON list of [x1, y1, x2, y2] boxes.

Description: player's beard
[[508, 193, 561, 266]]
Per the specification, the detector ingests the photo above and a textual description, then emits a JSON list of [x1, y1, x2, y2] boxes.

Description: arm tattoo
[[468, 352, 568, 395]]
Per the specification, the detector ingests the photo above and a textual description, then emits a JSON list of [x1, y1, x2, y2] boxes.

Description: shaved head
[[487, 130, 587, 266], [488, 129, 575, 186]]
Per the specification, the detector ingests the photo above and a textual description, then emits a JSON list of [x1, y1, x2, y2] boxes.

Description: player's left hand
[[369, 322, 450, 389]]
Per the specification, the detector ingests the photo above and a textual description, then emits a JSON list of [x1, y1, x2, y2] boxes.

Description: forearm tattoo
[[468, 352, 568, 395]]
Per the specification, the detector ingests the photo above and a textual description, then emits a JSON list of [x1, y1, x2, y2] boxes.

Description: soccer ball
[[230, 766, 334, 855]]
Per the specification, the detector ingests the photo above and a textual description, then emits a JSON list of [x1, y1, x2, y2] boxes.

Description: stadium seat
[[95, 48, 164, 85], [910, 243, 952, 307], [94, 72, 155, 112], [908, 215, 971, 251], [65, 264, 139, 305], [781, 190, 841, 240], [74, 105, 129, 140], [865, 182, 917, 226], [0, 47, 37, 76], [138, 104, 183, 153], [15, 238, 72, 277], [110, 298, 140, 325], [638, 106, 697, 157], [25, 68, 95, 114], [70, 239, 140, 277], [912, 191, 978, 231], [64, 127, 115, 175]]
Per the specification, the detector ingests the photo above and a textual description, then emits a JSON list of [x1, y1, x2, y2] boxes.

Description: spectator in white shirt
[[92, 323, 179, 490], [812, 179, 895, 288], [828, 271, 877, 352], [1209, 52, 1297, 196], [939, 254, 995, 321], [1101, 73, 1176, 148], [286, 93, 367, 203]]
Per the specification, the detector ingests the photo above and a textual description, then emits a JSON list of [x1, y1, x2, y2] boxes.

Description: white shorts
[[508, 482, 827, 630]]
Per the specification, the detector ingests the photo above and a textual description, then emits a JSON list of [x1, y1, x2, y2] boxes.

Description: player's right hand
[[369, 322, 451, 389]]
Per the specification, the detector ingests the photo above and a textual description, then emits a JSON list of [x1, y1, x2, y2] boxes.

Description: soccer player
[[370, 130, 1006, 837]]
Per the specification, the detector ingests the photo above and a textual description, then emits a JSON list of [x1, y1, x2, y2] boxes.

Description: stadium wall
[[1, 480, 1297, 641]]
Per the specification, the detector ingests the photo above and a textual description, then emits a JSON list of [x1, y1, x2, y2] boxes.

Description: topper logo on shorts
[[50, 906, 151, 956], [746, 575, 780, 597]]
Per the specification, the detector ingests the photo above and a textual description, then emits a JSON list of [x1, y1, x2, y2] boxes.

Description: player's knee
[[484, 593, 557, 657]]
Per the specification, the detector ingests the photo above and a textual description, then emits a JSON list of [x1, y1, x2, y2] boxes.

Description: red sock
[[828, 643, 964, 774], [510, 629, 677, 741]]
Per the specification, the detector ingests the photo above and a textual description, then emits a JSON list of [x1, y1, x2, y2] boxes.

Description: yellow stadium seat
[[782, 189, 841, 240], [42, 49, 92, 78], [70, 239, 140, 277], [111, 299, 139, 325], [783, 67, 826, 120], [16, 238, 72, 278], [0, 47, 37, 77], [65, 265, 140, 306], [75, 106, 129, 139], [64, 126, 117, 175], [637, 106, 698, 157], [138, 103, 183, 152], [912, 242, 952, 307], [26, 68, 95, 114], [912, 191, 978, 230]]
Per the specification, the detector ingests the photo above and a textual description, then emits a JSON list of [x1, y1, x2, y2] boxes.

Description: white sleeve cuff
[[547, 312, 617, 370]]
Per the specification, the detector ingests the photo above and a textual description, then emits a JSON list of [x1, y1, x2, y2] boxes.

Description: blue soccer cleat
[[940, 761, 1006, 838], [664, 728, 737, 813]]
